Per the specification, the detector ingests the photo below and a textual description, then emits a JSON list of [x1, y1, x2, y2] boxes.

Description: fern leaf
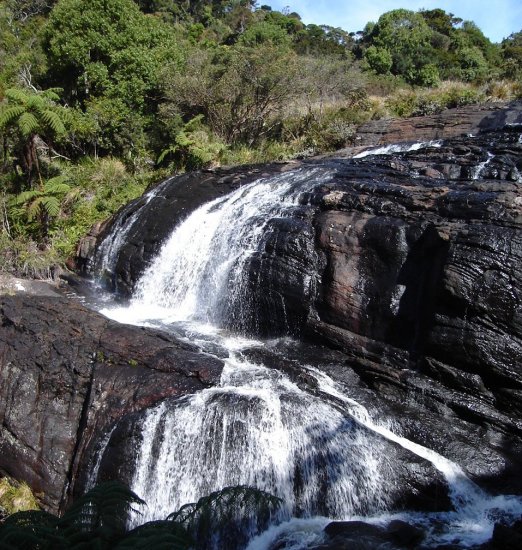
[[157, 145, 178, 164], [27, 198, 43, 221], [41, 110, 66, 136], [116, 520, 193, 550], [10, 190, 40, 207], [44, 176, 71, 195], [40, 196, 61, 218], [168, 486, 282, 549], [60, 481, 144, 539], [5, 88, 29, 104], [40, 88, 62, 102], [0, 106, 26, 128], [26, 95, 47, 112], [18, 112, 39, 137]]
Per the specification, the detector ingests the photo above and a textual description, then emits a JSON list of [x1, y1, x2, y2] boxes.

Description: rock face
[[350, 100, 522, 148], [77, 101, 522, 496], [0, 293, 223, 513]]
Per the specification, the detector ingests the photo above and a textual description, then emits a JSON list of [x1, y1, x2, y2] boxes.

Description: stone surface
[[76, 102, 522, 498], [0, 294, 223, 513], [347, 100, 522, 149]]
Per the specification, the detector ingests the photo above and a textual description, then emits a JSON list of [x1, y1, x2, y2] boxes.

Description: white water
[[353, 140, 442, 159], [95, 177, 173, 276], [471, 152, 494, 180], [91, 166, 522, 548]]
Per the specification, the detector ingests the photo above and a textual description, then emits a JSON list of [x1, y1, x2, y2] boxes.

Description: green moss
[[0, 478, 40, 516]]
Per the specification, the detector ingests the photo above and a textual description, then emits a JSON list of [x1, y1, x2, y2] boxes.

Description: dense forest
[[0, 0, 521, 278]]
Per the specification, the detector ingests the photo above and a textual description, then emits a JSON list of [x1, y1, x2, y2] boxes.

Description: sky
[[262, 1, 522, 43]]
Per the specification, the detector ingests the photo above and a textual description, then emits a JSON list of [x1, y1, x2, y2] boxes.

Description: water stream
[[90, 164, 522, 548]]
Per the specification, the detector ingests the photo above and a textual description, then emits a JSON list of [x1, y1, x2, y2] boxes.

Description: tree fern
[[0, 87, 71, 184], [0, 106, 26, 129], [18, 112, 40, 137], [59, 481, 144, 540], [169, 486, 282, 550], [40, 110, 67, 136], [0, 483, 282, 550]]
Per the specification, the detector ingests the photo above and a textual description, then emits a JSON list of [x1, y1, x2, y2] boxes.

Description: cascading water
[[95, 177, 173, 278], [89, 165, 522, 548]]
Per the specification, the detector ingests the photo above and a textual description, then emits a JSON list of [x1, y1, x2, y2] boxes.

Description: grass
[[0, 477, 40, 516]]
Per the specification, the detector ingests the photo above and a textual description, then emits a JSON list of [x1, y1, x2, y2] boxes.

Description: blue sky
[[262, 1, 522, 43]]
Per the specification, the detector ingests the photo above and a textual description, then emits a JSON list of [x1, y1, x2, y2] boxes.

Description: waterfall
[[109, 167, 331, 332], [91, 165, 522, 549], [126, 350, 392, 526], [95, 177, 173, 278]]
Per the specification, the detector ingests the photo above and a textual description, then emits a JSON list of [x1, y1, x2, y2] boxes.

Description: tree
[[162, 42, 300, 145], [10, 174, 74, 239], [362, 9, 435, 85], [43, 0, 181, 157], [0, 87, 70, 185], [501, 31, 522, 78]]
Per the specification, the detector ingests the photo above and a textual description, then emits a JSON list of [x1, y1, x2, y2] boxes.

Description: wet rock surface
[[3, 102, 522, 532], [77, 103, 522, 499], [0, 293, 223, 513]]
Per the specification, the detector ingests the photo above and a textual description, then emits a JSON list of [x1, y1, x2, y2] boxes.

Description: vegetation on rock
[[0, 481, 281, 549]]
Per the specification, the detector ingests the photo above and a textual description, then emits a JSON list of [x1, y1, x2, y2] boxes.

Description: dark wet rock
[[80, 163, 298, 295], [483, 520, 522, 549], [316, 519, 425, 550], [350, 100, 522, 148], [73, 105, 522, 498], [0, 294, 223, 513]]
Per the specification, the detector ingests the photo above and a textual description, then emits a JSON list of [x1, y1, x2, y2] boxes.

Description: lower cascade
[[88, 159, 522, 549]]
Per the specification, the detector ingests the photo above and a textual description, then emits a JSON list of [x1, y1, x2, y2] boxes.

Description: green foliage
[[0, 231, 62, 279], [364, 45, 392, 74], [0, 478, 40, 517], [162, 43, 300, 145], [10, 174, 72, 228], [363, 9, 435, 85], [361, 8, 500, 86], [169, 485, 282, 549], [0, 0, 517, 275], [0, 87, 71, 183], [0, 481, 282, 550], [158, 115, 226, 170], [385, 83, 486, 118]]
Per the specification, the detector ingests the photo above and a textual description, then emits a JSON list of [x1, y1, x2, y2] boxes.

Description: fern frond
[[27, 197, 43, 221], [60, 481, 144, 539], [40, 88, 62, 102], [116, 520, 193, 550], [44, 175, 71, 195], [5, 88, 29, 104], [10, 190, 40, 207], [0, 106, 26, 129], [168, 486, 282, 549], [41, 110, 66, 135], [40, 196, 61, 218], [0, 510, 65, 548], [184, 113, 205, 132], [157, 145, 178, 164], [18, 112, 39, 137], [26, 95, 47, 112]]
